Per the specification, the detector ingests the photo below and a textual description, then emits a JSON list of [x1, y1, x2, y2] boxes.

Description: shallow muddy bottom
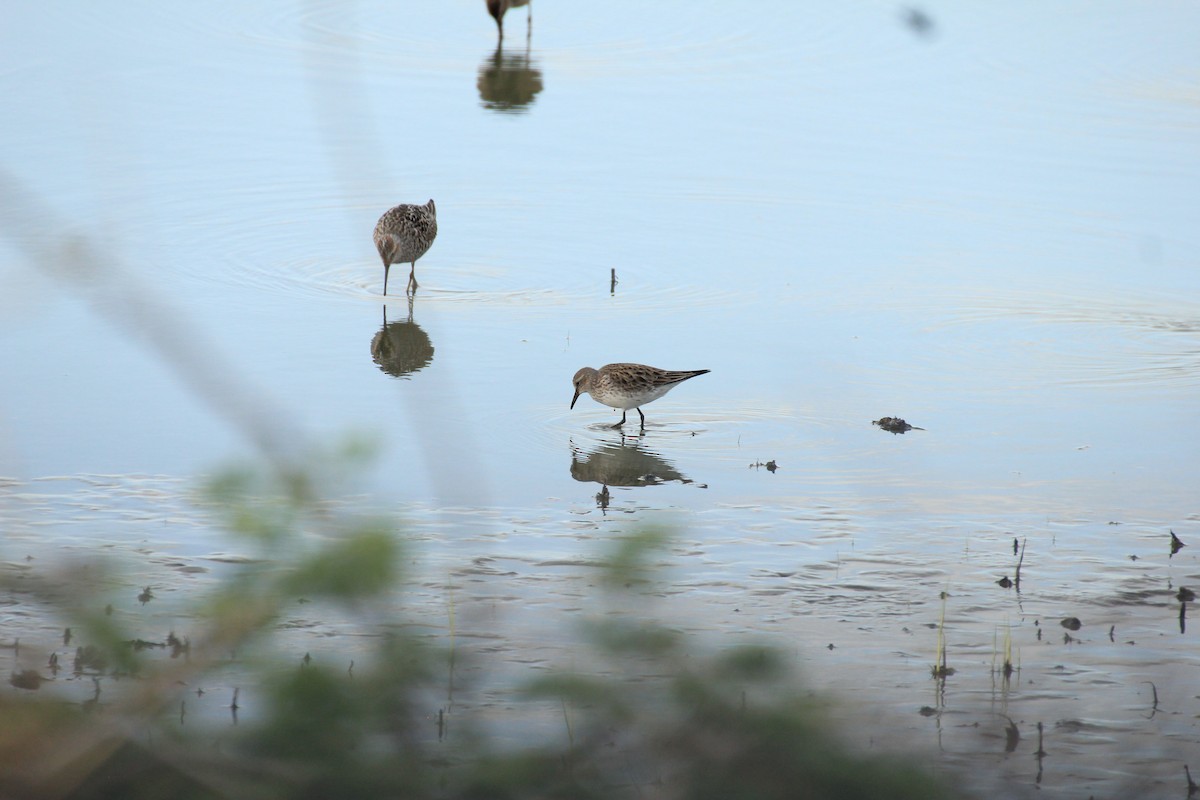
[[4, 474, 1198, 798]]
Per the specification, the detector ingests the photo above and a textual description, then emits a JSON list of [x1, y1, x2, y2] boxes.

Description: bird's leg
[[637, 408, 646, 429], [611, 410, 627, 429], [407, 263, 419, 295]]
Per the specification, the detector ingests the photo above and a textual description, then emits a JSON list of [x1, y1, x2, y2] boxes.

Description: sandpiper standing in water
[[374, 199, 437, 296], [570, 363, 710, 429]]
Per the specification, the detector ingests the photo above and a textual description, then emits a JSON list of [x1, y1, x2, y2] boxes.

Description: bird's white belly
[[595, 384, 673, 409]]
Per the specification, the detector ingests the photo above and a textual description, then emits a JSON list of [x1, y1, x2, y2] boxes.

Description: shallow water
[[2, 2, 1200, 797]]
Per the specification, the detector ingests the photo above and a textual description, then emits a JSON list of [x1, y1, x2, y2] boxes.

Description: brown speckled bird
[[373, 199, 437, 295], [570, 363, 710, 428]]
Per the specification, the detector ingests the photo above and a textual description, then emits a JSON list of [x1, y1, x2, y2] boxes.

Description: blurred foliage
[[0, 454, 961, 800]]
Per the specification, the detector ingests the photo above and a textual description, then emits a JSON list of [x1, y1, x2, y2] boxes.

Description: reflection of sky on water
[[1, 2, 1195, 510], [2, 5, 1200, 794]]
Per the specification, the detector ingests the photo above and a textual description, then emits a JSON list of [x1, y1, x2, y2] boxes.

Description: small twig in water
[[931, 591, 954, 678], [1002, 715, 1020, 753], [1143, 681, 1160, 714], [1014, 538, 1027, 590], [561, 699, 575, 748]]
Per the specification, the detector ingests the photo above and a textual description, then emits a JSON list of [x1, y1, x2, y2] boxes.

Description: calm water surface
[[2, 2, 1200, 797]]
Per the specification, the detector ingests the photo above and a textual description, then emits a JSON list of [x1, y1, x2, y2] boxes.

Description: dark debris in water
[[10, 669, 45, 690], [1003, 716, 1020, 753], [1060, 617, 1083, 631], [749, 459, 778, 473], [166, 631, 190, 659], [872, 417, 924, 434], [1171, 530, 1186, 556], [74, 645, 108, 674]]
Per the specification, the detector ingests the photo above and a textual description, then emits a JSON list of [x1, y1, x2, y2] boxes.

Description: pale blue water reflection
[[2, 2, 1200, 797]]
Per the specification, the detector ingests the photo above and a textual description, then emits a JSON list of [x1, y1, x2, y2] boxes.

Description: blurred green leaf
[[600, 527, 671, 588], [281, 524, 397, 600]]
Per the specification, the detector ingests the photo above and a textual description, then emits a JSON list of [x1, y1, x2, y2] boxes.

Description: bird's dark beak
[[570, 389, 581, 409]]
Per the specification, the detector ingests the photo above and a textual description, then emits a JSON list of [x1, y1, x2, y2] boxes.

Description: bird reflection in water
[[370, 299, 434, 379], [570, 436, 702, 511], [477, 33, 542, 114]]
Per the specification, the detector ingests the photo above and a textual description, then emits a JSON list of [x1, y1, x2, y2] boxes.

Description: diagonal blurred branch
[[0, 167, 307, 485]]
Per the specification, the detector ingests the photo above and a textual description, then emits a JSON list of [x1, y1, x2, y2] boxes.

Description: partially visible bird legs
[[610, 409, 646, 429]]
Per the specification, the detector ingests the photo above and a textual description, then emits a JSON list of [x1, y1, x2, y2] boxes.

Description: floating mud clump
[[872, 417, 924, 434]]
